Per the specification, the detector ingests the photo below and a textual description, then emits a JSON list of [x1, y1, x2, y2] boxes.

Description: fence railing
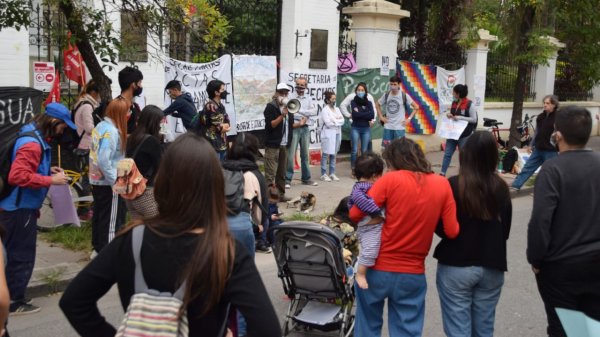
[[554, 56, 594, 101], [486, 53, 537, 102]]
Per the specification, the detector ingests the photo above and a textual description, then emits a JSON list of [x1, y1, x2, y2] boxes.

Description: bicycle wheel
[[38, 183, 92, 232]]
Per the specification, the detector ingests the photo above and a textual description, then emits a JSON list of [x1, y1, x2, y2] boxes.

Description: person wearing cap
[[263, 83, 294, 202], [0, 102, 72, 315]]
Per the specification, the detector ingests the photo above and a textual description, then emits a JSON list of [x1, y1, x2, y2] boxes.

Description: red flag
[[45, 71, 61, 106], [63, 33, 86, 86]]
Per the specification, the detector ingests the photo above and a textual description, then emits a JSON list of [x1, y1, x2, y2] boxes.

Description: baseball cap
[[276, 83, 290, 92], [45, 103, 77, 130]]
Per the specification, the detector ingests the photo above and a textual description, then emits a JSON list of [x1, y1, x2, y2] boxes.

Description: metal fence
[[554, 55, 594, 101], [486, 52, 537, 102], [397, 38, 466, 71]]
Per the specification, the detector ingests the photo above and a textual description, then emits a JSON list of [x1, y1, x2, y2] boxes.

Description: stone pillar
[[534, 36, 565, 100], [343, 0, 410, 69], [465, 29, 497, 115]]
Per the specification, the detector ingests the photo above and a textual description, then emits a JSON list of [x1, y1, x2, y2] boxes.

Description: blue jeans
[[227, 212, 255, 336], [511, 149, 558, 189], [436, 264, 505, 337], [441, 136, 470, 176], [355, 269, 427, 337], [321, 133, 341, 176], [286, 126, 311, 183], [351, 126, 372, 169], [382, 128, 406, 149]]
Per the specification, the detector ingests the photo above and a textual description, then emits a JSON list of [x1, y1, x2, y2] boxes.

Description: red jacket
[[350, 170, 459, 274]]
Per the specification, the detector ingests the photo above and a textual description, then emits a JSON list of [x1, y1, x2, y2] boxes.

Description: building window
[[309, 29, 328, 69], [120, 10, 148, 62]]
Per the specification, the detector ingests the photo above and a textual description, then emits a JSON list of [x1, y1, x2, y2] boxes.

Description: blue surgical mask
[[357, 92, 366, 99]]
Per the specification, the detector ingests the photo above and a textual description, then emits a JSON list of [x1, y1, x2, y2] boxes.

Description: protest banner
[[0, 87, 43, 141], [232, 55, 277, 132], [163, 55, 235, 141], [398, 60, 439, 135], [436, 66, 465, 114], [436, 114, 469, 140]]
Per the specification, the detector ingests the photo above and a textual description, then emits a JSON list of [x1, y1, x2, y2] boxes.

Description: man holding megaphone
[[285, 77, 319, 189]]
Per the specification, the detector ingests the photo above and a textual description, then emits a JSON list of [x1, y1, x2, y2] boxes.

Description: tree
[[0, 0, 230, 101]]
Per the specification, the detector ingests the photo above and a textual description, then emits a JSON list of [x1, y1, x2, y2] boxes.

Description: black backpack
[[0, 131, 43, 201], [72, 100, 105, 128], [223, 169, 247, 216], [502, 148, 518, 173]]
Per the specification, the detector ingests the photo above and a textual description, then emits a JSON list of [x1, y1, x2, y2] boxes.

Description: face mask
[[357, 92, 366, 99], [133, 86, 143, 97], [390, 85, 399, 92], [282, 97, 290, 105], [550, 131, 558, 147], [296, 87, 306, 95], [220, 91, 228, 100]]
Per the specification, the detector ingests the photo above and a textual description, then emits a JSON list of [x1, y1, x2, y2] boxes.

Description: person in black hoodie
[[164, 80, 197, 130], [263, 83, 294, 202]]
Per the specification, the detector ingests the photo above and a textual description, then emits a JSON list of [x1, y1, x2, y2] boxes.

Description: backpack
[[502, 148, 518, 173], [223, 169, 247, 216], [0, 131, 43, 201], [115, 225, 189, 337], [71, 100, 104, 129]]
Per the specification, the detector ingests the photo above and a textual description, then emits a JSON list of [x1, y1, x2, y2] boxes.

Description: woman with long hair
[[124, 105, 164, 220], [350, 138, 459, 337], [89, 98, 129, 254], [60, 133, 280, 336], [434, 131, 512, 337], [440, 84, 478, 176]]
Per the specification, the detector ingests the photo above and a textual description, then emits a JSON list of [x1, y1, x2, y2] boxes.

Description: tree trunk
[[58, 0, 112, 102], [508, 5, 536, 148]]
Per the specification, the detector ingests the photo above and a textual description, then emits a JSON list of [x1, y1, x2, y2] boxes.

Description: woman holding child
[[349, 138, 460, 337]]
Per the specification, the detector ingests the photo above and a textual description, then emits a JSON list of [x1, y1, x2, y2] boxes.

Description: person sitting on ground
[[163, 80, 197, 130], [59, 133, 281, 337], [348, 152, 385, 289], [266, 184, 283, 244]]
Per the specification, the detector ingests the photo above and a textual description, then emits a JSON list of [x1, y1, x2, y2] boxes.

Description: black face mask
[[133, 86, 143, 97], [220, 91, 228, 100]]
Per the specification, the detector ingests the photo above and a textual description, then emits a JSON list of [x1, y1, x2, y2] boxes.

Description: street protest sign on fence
[[0, 87, 43, 141], [163, 55, 235, 141], [33, 62, 56, 92], [279, 68, 337, 150], [232, 55, 277, 132]]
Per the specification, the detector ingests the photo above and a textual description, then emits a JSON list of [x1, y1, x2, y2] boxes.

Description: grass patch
[[283, 212, 316, 222], [525, 175, 537, 187], [40, 266, 67, 294], [40, 222, 92, 252]]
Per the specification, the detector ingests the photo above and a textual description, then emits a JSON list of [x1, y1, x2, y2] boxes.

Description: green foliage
[[0, 0, 31, 31], [40, 223, 92, 252]]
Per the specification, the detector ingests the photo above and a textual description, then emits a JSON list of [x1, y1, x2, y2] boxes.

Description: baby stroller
[[270, 221, 355, 337]]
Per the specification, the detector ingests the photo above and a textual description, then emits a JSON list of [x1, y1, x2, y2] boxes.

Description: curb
[[26, 262, 86, 298], [510, 186, 534, 199]]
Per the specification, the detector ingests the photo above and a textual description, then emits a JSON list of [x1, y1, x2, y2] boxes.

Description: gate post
[[465, 29, 497, 116], [534, 36, 565, 99]]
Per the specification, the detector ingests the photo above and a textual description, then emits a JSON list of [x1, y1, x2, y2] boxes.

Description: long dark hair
[[458, 131, 509, 220], [383, 137, 432, 174], [31, 113, 64, 139], [124, 133, 234, 315], [227, 132, 260, 162], [127, 105, 163, 154]]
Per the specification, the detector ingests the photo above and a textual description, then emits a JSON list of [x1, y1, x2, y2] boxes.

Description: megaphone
[[287, 98, 301, 114]]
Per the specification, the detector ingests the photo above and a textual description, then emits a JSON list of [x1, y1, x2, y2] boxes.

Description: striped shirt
[[348, 181, 382, 217]]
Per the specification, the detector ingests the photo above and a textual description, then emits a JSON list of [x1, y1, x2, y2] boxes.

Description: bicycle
[[483, 117, 507, 149], [518, 114, 536, 148], [38, 148, 94, 231]]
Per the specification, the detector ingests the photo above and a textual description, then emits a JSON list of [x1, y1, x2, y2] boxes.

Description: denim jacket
[[89, 118, 124, 186]]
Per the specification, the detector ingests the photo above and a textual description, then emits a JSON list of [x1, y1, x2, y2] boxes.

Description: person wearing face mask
[[285, 77, 318, 188], [348, 82, 375, 170], [201, 79, 231, 160], [163, 80, 198, 130], [319, 90, 344, 182], [375, 76, 419, 150], [116, 66, 144, 134], [511, 95, 559, 191], [0, 103, 73, 314], [440, 84, 478, 177], [527, 106, 600, 337], [263, 83, 294, 202]]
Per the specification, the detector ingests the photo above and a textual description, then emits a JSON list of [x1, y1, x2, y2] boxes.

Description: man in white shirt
[[285, 77, 318, 188], [375, 76, 418, 150]]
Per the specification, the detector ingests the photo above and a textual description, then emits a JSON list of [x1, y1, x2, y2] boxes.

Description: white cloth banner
[[279, 69, 337, 150], [232, 55, 277, 132], [437, 114, 469, 140], [163, 55, 235, 141], [436, 66, 466, 114]]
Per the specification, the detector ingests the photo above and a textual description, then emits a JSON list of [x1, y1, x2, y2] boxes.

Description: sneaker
[[10, 303, 40, 316], [78, 210, 93, 221], [256, 244, 272, 253], [302, 180, 318, 186], [329, 174, 340, 181], [285, 183, 291, 189], [320, 174, 331, 182]]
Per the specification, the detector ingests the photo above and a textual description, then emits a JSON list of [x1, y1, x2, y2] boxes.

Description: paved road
[[9, 194, 547, 337]]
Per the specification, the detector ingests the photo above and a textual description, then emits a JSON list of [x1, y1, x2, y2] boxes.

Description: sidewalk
[[28, 136, 600, 298]]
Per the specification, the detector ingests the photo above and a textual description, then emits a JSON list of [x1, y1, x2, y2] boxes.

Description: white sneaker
[[320, 174, 332, 182], [329, 174, 340, 181], [285, 183, 291, 189]]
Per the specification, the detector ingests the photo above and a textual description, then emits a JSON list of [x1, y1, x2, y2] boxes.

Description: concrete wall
[[0, 28, 30, 87]]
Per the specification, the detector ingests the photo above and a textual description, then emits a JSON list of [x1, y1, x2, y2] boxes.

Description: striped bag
[[115, 225, 189, 337]]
